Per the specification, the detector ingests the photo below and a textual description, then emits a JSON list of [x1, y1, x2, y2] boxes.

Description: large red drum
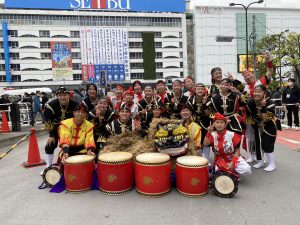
[[98, 152, 134, 195], [176, 156, 209, 197], [135, 153, 171, 196], [64, 155, 95, 192]]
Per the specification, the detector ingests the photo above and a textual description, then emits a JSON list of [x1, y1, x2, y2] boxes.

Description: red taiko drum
[[64, 155, 95, 192], [98, 152, 134, 195], [135, 153, 171, 197], [176, 155, 209, 197]]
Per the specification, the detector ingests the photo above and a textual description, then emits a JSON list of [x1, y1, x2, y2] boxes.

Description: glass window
[[39, 30, 50, 38], [72, 63, 82, 70], [40, 42, 50, 48], [71, 42, 80, 48], [73, 74, 82, 80], [8, 30, 18, 37], [155, 52, 162, 59], [11, 75, 21, 82], [70, 31, 80, 38], [0, 75, 6, 82], [131, 73, 144, 79], [41, 53, 51, 59], [155, 62, 163, 69]]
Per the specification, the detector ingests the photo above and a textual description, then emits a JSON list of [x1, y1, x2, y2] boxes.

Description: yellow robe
[[186, 121, 202, 155], [59, 118, 96, 153]]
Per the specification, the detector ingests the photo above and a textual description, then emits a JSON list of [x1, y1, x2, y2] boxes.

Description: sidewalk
[[0, 122, 47, 149]]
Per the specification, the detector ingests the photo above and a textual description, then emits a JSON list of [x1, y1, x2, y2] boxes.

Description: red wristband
[[267, 60, 273, 69]]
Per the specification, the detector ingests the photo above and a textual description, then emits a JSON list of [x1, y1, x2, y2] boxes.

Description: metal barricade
[[18, 102, 32, 124]]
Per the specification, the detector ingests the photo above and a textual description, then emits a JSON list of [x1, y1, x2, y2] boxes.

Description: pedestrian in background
[[32, 91, 45, 124], [282, 78, 300, 130]]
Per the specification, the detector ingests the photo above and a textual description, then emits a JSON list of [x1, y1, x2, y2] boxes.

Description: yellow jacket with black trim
[[58, 118, 96, 149]]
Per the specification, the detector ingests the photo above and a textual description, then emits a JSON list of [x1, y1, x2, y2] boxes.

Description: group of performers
[[42, 53, 280, 185]]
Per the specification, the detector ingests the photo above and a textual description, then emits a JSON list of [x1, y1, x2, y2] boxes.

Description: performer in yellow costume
[[58, 103, 96, 164]]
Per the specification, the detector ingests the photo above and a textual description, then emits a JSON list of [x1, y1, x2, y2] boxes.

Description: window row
[[0, 75, 21, 82], [0, 14, 182, 28]]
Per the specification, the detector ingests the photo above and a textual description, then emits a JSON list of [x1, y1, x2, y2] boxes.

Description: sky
[[190, 0, 300, 9]]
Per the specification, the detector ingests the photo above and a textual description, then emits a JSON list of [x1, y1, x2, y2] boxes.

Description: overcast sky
[[190, 0, 300, 8]]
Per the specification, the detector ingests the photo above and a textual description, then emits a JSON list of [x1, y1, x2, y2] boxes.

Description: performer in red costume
[[183, 76, 195, 98], [203, 113, 251, 176]]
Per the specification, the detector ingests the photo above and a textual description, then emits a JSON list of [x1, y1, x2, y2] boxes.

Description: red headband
[[213, 112, 227, 122], [116, 84, 124, 90], [242, 70, 251, 77], [124, 86, 134, 96], [184, 76, 194, 83]]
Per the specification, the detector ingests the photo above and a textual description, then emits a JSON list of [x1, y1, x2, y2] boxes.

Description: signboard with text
[[5, 0, 185, 13]]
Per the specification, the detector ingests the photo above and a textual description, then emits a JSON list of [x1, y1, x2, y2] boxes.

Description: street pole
[[230, 1, 264, 71], [245, 7, 249, 70], [252, 15, 257, 78]]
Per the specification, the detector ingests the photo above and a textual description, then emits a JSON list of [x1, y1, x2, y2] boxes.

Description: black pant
[[287, 105, 299, 127], [45, 132, 59, 154]]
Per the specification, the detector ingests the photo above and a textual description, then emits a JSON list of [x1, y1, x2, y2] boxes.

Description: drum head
[[65, 155, 95, 164], [136, 153, 170, 164], [177, 155, 208, 167], [98, 152, 133, 163], [212, 171, 239, 198], [43, 166, 62, 187]]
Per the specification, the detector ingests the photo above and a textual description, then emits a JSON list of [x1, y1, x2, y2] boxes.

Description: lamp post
[[229, 0, 264, 70], [278, 29, 289, 87]]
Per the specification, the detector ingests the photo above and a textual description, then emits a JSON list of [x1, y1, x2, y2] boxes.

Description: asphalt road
[[0, 135, 299, 225]]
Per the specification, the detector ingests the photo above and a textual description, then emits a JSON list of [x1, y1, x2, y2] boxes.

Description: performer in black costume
[[165, 80, 188, 119], [43, 87, 78, 168], [246, 84, 279, 172], [207, 78, 245, 135], [106, 103, 141, 135], [87, 97, 115, 154], [187, 83, 212, 161]]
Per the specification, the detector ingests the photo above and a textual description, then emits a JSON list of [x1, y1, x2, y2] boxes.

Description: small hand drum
[[98, 152, 134, 195], [64, 155, 95, 192], [42, 165, 62, 188], [135, 153, 171, 197], [212, 171, 239, 198]]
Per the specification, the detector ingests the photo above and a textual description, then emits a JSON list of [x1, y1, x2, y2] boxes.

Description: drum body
[[42, 165, 62, 187], [212, 171, 239, 198], [135, 153, 171, 196], [64, 155, 95, 192], [176, 156, 209, 196], [98, 152, 134, 195]]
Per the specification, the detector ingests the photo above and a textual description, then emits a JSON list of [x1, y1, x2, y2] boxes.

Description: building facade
[[193, 5, 300, 84], [0, 4, 187, 88]]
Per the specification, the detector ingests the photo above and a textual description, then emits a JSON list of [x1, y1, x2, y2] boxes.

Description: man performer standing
[[43, 87, 78, 168]]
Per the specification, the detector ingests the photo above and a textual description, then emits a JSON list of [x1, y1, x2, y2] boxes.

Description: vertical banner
[[86, 28, 95, 81], [117, 28, 125, 81], [2, 21, 11, 83], [123, 29, 130, 81], [93, 28, 100, 65], [111, 28, 120, 82], [50, 41, 73, 80], [99, 28, 106, 64], [80, 28, 88, 81], [105, 28, 113, 82]]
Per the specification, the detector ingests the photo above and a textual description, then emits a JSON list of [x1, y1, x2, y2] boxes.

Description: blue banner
[[2, 21, 11, 83], [94, 65, 101, 82], [5, 0, 185, 12]]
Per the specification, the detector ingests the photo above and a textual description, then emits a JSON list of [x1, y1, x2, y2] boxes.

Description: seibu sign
[[70, 0, 130, 10], [5, 0, 185, 12]]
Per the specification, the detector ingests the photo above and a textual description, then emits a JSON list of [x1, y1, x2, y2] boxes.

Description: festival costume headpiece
[[56, 87, 70, 94], [119, 102, 131, 112], [124, 86, 134, 96], [213, 112, 227, 122], [74, 103, 88, 113]]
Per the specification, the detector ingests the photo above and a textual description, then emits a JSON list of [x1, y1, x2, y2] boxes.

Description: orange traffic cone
[[21, 128, 45, 168], [0, 112, 11, 133]]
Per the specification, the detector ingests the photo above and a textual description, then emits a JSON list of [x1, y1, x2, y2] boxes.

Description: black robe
[[164, 92, 188, 119], [207, 92, 243, 135], [246, 99, 278, 160], [106, 118, 135, 135]]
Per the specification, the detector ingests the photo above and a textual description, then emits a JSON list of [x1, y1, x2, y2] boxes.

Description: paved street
[[0, 134, 299, 225]]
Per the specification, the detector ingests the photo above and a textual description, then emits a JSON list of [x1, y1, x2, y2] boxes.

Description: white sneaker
[[264, 164, 276, 172], [284, 126, 292, 130], [246, 156, 255, 163], [253, 160, 264, 169], [40, 169, 45, 176], [295, 127, 300, 131]]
